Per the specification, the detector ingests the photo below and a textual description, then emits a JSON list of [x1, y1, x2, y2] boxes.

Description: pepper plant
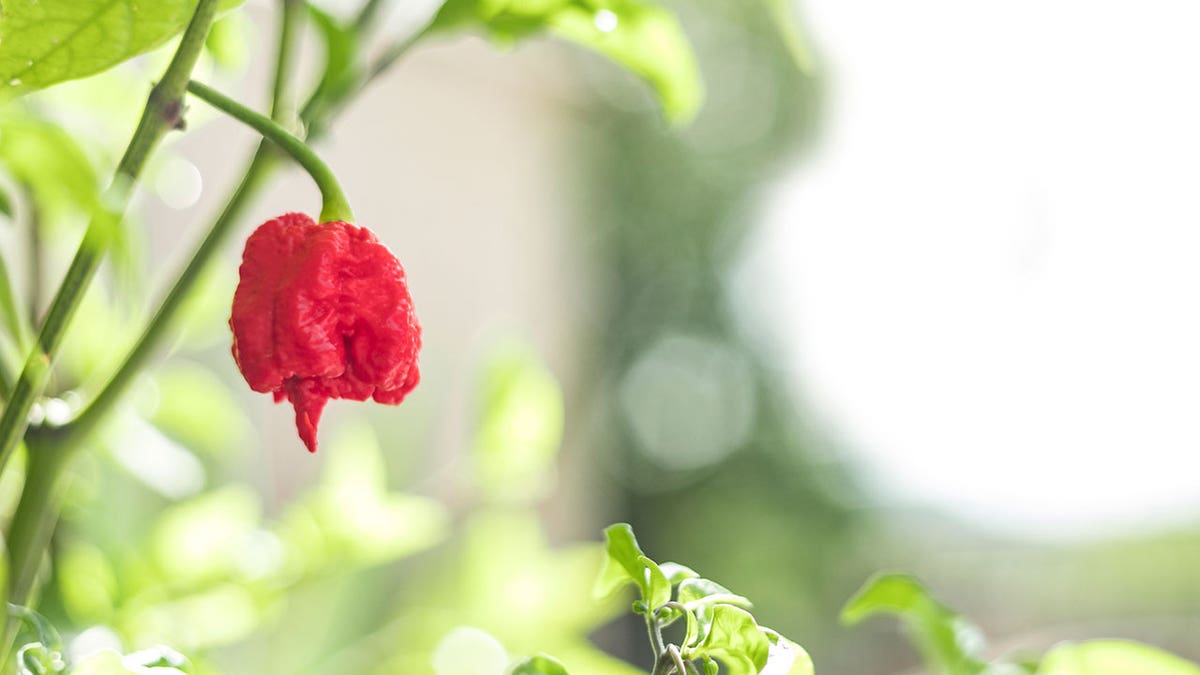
[[0, 0, 710, 670], [0, 0, 1196, 674]]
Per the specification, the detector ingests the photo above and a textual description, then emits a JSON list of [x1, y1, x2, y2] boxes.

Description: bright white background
[[751, 0, 1200, 538]]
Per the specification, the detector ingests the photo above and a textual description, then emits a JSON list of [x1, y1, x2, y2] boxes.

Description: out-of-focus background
[[7, 0, 1200, 673]]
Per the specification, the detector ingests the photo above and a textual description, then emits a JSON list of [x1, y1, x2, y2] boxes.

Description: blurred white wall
[[750, 0, 1200, 538]]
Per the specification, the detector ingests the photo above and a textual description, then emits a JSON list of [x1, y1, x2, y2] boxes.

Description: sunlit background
[[3, 0, 1199, 673]]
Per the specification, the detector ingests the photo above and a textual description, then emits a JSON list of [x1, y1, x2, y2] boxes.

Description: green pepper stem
[[185, 79, 355, 223]]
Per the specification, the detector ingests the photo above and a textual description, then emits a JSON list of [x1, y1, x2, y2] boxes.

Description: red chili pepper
[[229, 213, 421, 452]]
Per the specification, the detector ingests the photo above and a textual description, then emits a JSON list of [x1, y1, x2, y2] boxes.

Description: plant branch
[[22, 184, 40, 333], [647, 614, 667, 669], [353, 0, 387, 34], [5, 439, 68, 610], [0, 253, 23, 398], [0, 0, 221, 481], [58, 0, 306, 449], [186, 79, 354, 223], [366, 27, 428, 87]]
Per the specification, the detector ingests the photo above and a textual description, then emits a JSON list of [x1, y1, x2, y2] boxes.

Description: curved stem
[[186, 80, 354, 223], [667, 645, 689, 675], [0, 0, 221, 482], [59, 0, 306, 448], [63, 8, 418, 446], [646, 614, 667, 668]]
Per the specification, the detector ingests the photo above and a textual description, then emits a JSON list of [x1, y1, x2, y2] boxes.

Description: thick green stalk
[[0, 0, 221, 482], [5, 439, 67, 611], [55, 156, 273, 450], [186, 79, 354, 223]]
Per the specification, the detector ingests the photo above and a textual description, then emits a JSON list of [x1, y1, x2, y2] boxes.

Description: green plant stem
[[0, 0, 221, 484], [5, 440, 67, 612], [22, 183, 40, 339], [353, 0, 387, 33], [366, 26, 429, 86], [647, 615, 667, 671], [2, 0, 223, 622], [0, 254, 22, 398], [185, 80, 354, 223]]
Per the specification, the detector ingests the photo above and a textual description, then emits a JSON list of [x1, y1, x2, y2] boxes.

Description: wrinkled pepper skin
[[230, 213, 421, 452]]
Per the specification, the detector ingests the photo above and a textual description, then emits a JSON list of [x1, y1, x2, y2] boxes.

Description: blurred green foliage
[[429, 0, 702, 122], [842, 574, 1200, 675], [0, 0, 244, 95]]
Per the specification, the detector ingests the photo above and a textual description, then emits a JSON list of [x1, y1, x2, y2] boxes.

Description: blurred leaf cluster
[[842, 574, 1200, 675], [597, 523, 813, 675]]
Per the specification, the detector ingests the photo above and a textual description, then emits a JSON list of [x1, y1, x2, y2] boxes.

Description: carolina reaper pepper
[[230, 212, 421, 452]]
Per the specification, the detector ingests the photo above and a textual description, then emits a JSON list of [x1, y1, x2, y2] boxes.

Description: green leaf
[[308, 4, 362, 115], [686, 602, 713, 649], [511, 653, 571, 675], [658, 561, 699, 585], [841, 573, 986, 675], [204, 8, 250, 71], [1036, 641, 1200, 675], [0, 109, 147, 294], [0, 0, 244, 95], [640, 555, 670, 610], [762, 628, 814, 675], [430, 0, 702, 123], [594, 522, 648, 599], [0, 110, 99, 219], [684, 604, 770, 675], [678, 577, 753, 612]]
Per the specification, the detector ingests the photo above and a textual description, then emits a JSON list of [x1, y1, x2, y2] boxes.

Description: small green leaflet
[[594, 522, 648, 599], [511, 653, 571, 675], [429, 0, 702, 123], [684, 604, 770, 675], [841, 573, 987, 675], [0, 0, 244, 96]]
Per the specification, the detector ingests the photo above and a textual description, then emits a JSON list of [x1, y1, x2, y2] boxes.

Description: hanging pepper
[[230, 212, 421, 452]]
